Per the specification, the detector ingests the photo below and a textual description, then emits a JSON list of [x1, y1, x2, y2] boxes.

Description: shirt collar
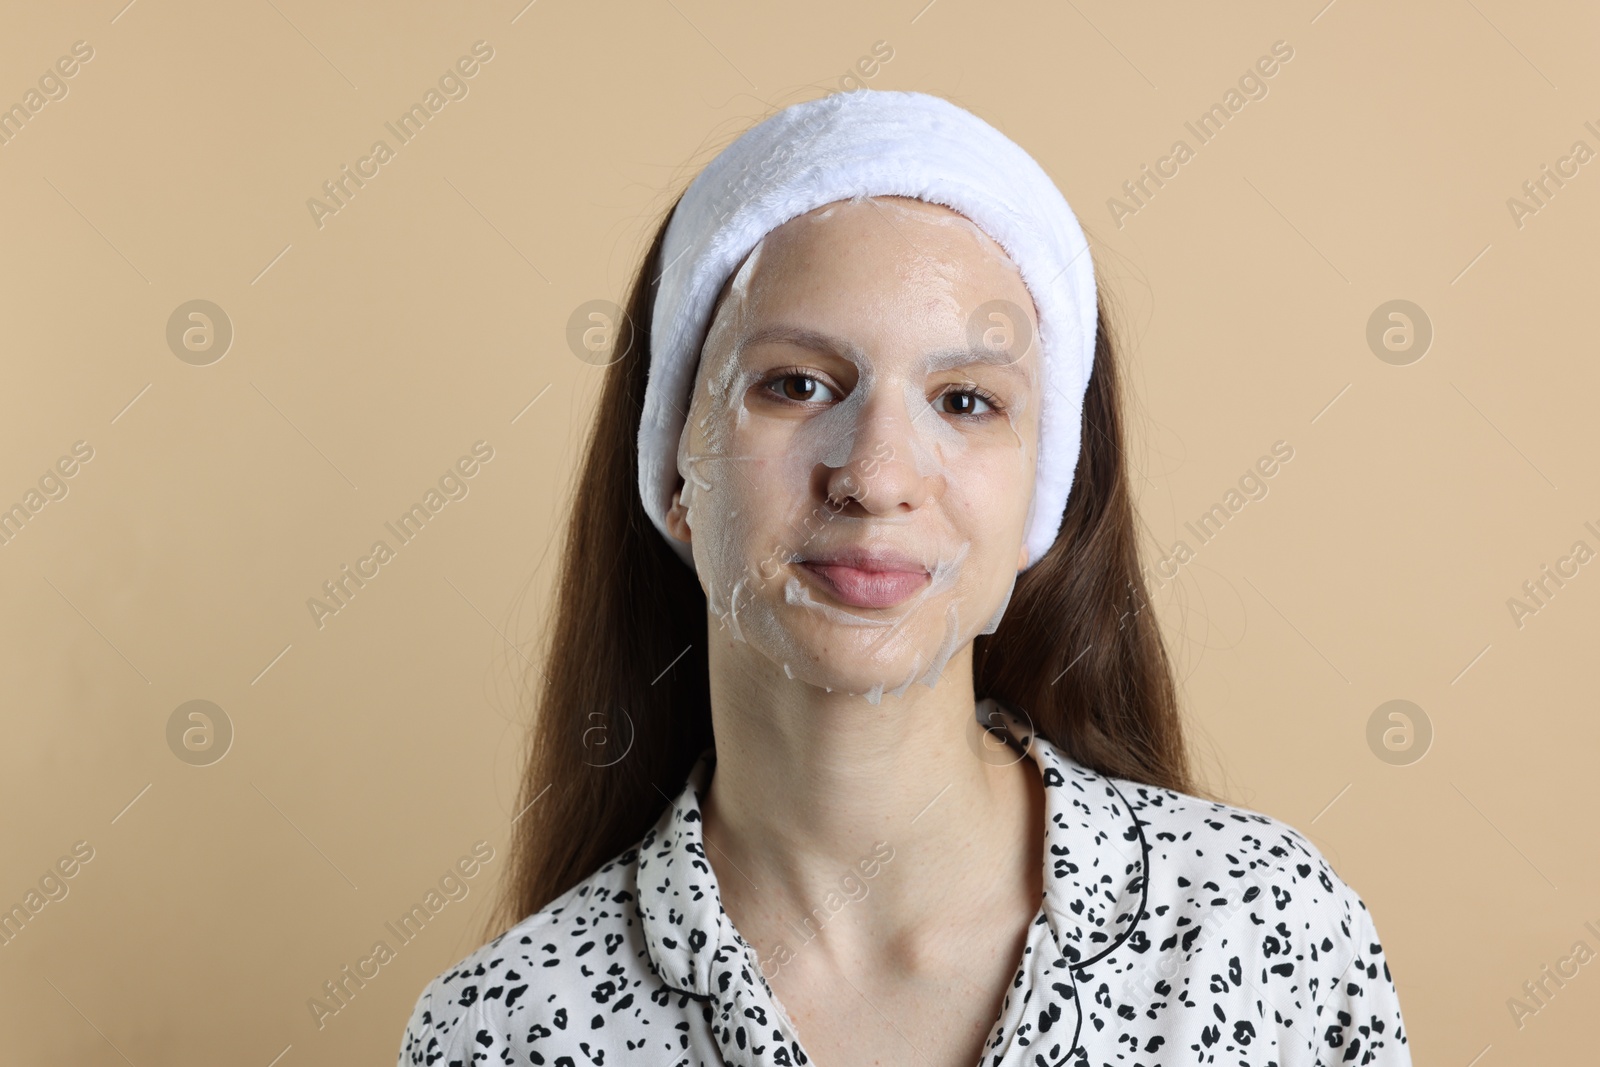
[[634, 698, 1149, 1026]]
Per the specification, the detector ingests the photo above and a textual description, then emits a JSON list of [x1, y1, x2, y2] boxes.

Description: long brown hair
[[488, 192, 1198, 937]]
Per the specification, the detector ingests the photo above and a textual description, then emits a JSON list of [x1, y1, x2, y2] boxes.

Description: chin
[[731, 594, 974, 703]]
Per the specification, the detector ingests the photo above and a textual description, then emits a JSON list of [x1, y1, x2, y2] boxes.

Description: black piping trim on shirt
[[987, 698, 1154, 971], [984, 709, 1156, 1067], [1068, 774, 1152, 971], [1061, 964, 1085, 1066], [1050, 775, 1153, 1067]]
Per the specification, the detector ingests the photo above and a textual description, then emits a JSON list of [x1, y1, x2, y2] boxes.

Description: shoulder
[[1026, 724, 1365, 939], [1095, 774, 1410, 1063], [1109, 773, 1378, 961], [395, 844, 692, 1066], [1115, 775, 1357, 915]]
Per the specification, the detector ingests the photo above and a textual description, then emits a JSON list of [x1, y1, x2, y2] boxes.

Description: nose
[[818, 386, 946, 516]]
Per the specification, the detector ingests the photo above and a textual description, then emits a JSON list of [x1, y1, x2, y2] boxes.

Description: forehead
[[711, 196, 1038, 332], [760, 195, 1017, 273]]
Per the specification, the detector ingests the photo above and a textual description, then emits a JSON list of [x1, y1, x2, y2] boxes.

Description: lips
[[795, 550, 931, 609]]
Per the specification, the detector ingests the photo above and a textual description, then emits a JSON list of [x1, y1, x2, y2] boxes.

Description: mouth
[[794, 551, 931, 610]]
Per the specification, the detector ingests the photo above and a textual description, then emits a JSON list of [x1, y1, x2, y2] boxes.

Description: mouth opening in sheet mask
[[672, 195, 1043, 705]]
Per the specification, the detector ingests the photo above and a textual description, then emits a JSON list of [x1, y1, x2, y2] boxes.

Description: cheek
[[689, 423, 803, 545], [723, 415, 815, 493], [947, 440, 1033, 521]]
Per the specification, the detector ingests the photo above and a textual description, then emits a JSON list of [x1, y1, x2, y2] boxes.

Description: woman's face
[[665, 195, 1042, 702]]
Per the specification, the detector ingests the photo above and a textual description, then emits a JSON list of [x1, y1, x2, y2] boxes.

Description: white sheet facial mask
[[671, 196, 1041, 703]]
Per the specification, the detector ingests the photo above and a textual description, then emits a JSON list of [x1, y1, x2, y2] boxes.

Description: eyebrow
[[739, 323, 1033, 382]]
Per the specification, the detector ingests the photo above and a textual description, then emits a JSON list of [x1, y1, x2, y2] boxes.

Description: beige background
[[2, 0, 1595, 1062]]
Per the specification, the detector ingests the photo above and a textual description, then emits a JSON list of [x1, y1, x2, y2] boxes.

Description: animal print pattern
[[397, 699, 1411, 1065]]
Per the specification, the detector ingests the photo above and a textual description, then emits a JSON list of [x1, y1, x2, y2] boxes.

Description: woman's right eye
[[764, 372, 838, 404]]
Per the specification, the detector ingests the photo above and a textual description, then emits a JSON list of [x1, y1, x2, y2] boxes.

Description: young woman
[[397, 89, 1411, 1067]]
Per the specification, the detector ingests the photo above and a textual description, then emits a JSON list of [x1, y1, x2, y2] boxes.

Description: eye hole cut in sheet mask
[[672, 195, 1044, 704]]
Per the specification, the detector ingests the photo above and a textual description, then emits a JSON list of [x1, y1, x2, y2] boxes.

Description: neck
[[700, 630, 1044, 973]]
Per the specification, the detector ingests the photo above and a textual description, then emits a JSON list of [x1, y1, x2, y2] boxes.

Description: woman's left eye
[[936, 388, 997, 418]]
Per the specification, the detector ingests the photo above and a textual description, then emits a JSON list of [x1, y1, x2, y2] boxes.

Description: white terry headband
[[638, 88, 1098, 572]]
